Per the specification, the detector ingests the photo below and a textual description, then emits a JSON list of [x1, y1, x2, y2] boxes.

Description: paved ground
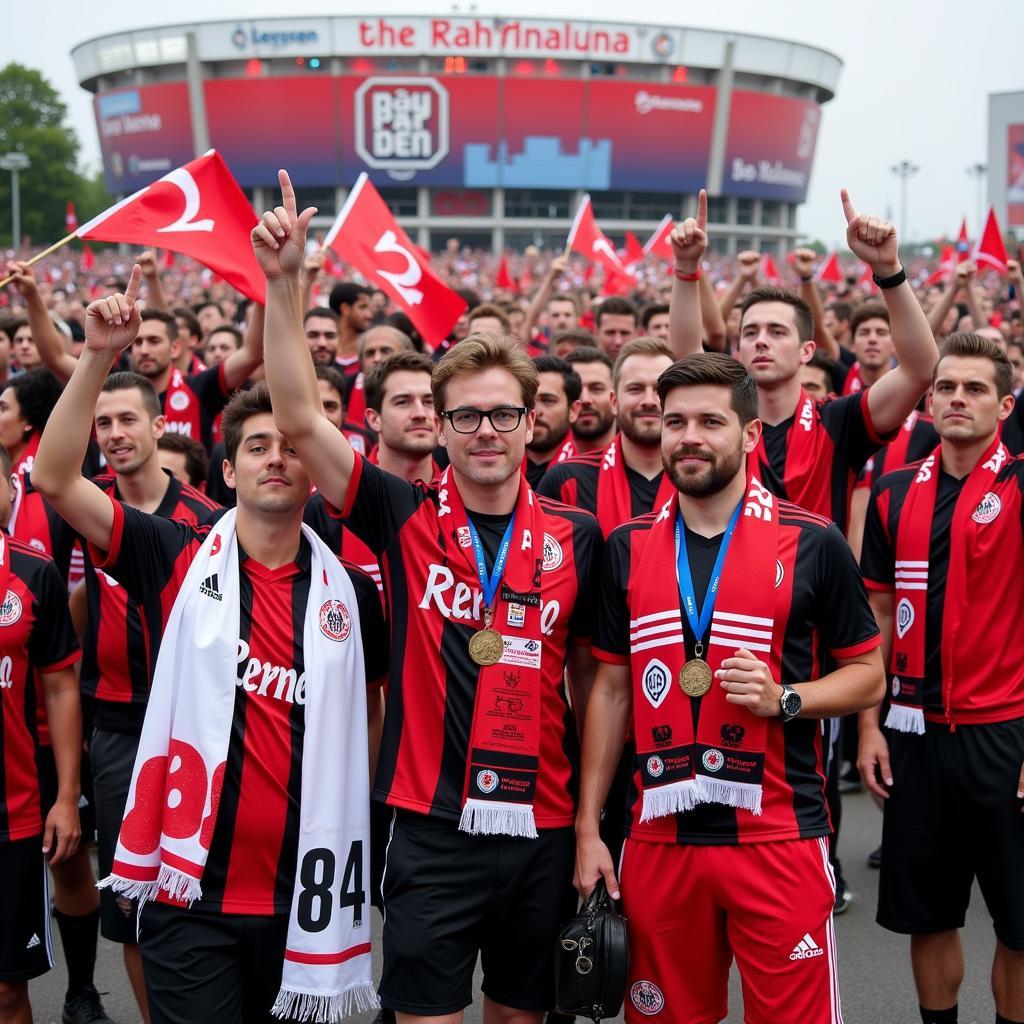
[[29, 787, 1000, 1023]]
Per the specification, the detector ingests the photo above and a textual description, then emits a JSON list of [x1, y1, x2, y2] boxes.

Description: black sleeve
[[819, 391, 894, 476], [536, 463, 570, 502], [813, 523, 881, 657], [28, 559, 80, 671], [304, 494, 342, 554], [345, 566, 388, 686], [567, 516, 602, 641], [592, 527, 633, 662], [859, 481, 896, 589], [186, 365, 231, 418]]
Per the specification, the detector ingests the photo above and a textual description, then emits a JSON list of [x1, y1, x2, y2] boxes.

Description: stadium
[[71, 15, 842, 254]]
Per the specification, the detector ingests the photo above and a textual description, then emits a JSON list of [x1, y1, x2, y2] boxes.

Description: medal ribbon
[[675, 502, 742, 653], [466, 514, 516, 611]]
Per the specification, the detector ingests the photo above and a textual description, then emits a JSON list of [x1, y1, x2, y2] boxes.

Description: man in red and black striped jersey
[[262, 172, 602, 1024], [0, 443, 83, 1024], [858, 334, 1024, 1024], [523, 356, 581, 489], [539, 338, 677, 536], [564, 347, 617, 454], [33, 275, 387, 1024], [577, 353, 884, 1024]]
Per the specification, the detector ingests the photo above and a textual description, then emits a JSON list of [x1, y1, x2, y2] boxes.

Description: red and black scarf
[[7, 431, 40, 540], [887, 436, 1009, 733], [596, 434, 676, 537], [630, 475, 784, 820]]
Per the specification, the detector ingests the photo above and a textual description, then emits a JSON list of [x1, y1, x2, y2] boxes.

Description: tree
[[0, 63, 111, 247]]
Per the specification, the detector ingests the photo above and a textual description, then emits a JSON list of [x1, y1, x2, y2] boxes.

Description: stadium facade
[[989, 90, 1024, 237], [71, 16, 842, 254]]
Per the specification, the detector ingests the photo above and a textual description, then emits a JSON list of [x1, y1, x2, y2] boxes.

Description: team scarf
[[596, 434, 677, 536], [555, 436, 576, 462], [7, 431, 40, 538], [887, 436, 1009, 734], [754, 388, 832, 521], [162, 368, 202, 439], [630, 474, 783, 821], [436, 467, 546, 838], [98, 510, 377, 1022]]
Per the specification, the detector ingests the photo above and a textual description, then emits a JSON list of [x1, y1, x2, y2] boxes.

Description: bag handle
[[582, 877, 611, 916]]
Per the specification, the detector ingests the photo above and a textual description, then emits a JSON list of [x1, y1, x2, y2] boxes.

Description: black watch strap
[[872, 266, 907, 289]]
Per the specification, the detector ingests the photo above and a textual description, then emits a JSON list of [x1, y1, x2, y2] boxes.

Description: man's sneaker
[[868, 844, 882, 869], [833, 879, 854, 916], [62, 985, 112, 1024]]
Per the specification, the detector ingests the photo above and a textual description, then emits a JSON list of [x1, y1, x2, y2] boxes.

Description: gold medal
[[469, 627, 504, 666], [679, 657, 713, 698]]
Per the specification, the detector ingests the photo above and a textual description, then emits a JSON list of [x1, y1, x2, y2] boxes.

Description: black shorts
[[138, 900, 288, 1024], [878, 717, 1024, 949], [39, 742, 96, 843], [0, 835, 53, 982], [379, 810, 575, 1015], [91, 727, 141, 943]]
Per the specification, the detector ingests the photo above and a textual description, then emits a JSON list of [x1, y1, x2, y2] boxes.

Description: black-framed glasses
[[442, 406, 527, 433]]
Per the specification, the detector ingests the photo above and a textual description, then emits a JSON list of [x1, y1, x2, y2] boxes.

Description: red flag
[[857, 263, 879, 294], [601, 265, 636, 297], [643, 214, 675, 263], [65, 202, 78, 234], [161, 249, 176, 270], [76, 150, 265, 303], [323, 173, 467, 346], [955, 217, 971, 263], [82, 244, 94, 270], [567, 195, 634, 282], [322, 250, 341, 278], [495, 254, 515, 290], [816, 251, 843, 284], [925, 245, 955, 287], [624, 231, 645, 267], [761, 254, 781, 285], [974, 207, 1009, 273]]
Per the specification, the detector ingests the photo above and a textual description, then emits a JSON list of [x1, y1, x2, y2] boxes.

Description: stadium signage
[[354, 77, 450, 176]]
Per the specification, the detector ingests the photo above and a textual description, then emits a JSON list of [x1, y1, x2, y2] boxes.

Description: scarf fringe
[[884, 704, 926, 735], [639, 779, 700, 823], [96, 864, 203, 907], [697, 777, 763, 815], [96, 873, 157, 904], [271, 982, 380, 1023], [458, 799, 538, 838]]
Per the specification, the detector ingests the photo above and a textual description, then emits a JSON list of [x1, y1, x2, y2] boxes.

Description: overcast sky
[[6, 0, 1023, 245]]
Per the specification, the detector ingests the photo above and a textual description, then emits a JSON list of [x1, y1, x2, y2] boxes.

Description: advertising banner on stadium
[[1008, 123, 1024, 227]]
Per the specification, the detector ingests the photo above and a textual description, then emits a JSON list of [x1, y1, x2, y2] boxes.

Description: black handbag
[[554, 879, 630, 1022]]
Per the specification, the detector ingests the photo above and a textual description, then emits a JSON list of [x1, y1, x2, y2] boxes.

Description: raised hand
[[303, 248, 325, 283], [137, 249, 159, 276], [955, 260, 976, 287], [841, 189, 900, 276], [1006, 258, 1023, 291], [670, 188, 708, 272], [4, 260, 39, 299], [84, 264, 142, 354], [791, 247, 817, 281], [251, 169, 318, 281], [737, 249, 761, 282]]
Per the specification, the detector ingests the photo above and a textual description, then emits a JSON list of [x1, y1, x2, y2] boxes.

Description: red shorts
[[619, 836, 842, 1024]]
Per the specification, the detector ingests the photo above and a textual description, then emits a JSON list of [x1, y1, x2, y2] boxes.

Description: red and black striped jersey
[[0, 538, 80, 842], [333, 455, 602, 828], [856, 412, 938, 492], [594, 503, 879, 846], [80, 472, 221, 734], [304, 493, 382, 595], [861, 456, 1024, 725], [90, 498, 388, 913], [756, 390, 892, 535], [160, 363, 231, 453]]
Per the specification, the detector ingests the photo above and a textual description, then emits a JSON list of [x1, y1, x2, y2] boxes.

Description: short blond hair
[[432, 332, 539, 411]]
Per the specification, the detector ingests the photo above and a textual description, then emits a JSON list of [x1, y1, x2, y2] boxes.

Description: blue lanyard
[[466, 514, 516, 608], [675, 503, 742, 647]]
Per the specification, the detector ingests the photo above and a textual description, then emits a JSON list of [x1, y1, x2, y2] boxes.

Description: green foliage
[[0, 63, 112, 247]]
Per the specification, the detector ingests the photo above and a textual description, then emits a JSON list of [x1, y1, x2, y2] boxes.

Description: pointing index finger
[[279, 169, 297, 220], [696, 188, 708, 232], [840, 188, 856, 225], [124, 264, 142, 306]]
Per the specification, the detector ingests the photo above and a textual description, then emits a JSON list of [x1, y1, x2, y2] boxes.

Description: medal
[[463, 514, 517, 671], [679, 656, 713, 698], [469, 627, 504, 666]]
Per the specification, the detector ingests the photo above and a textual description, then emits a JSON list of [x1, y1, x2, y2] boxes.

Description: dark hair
[[565, 346, 614, 372], [657, 353, 759, 425], [551, 328, 596, 353], [140, 307, 179, 340], [850, 303, 890, 337], [304, 306, 338, 325], [829, 301, 852, 325], [329, 282, 371, 316], [172, 307, 202, 340], [547, 293, 580, 314], [468, 303, 512, 331], [0, 317, 15, 341], [207, 324, 244, 350], [157, 431, 210, 488], [221, 383, 272, 465], [3, 369, 64, 433], [454, 287, 482, 310], [0, 444, 11, 478], [739, 287, 814, 343], [935, 332, 1014, 399], [364, 350, 434, 411], [382, 311, 426, 353], [640, 302, 670, 331], [193, 300, 223, 317], [100, 371, 162, 419], [7, 318, 28, 335], [595, 296, 638, 327], [314, 364, 347, 401], [533, 354, 582, 404], [805, 350, 840, 394]]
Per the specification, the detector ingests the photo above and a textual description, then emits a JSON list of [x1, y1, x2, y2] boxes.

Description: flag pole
[[0, 231, 79, 288]]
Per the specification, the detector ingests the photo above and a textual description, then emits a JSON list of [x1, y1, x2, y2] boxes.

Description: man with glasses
[[257, 171, 603, 1024]]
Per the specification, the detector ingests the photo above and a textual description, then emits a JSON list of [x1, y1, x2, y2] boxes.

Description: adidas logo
[[25, 933, 40, 950], [789, 933, 824, 961], [199, 573, 222, 601]]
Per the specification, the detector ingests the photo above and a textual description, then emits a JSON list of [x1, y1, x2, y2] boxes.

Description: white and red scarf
[[630, 475, 783, 820], [7, 432, 40, 538], [98, 510, 377, 1021], [437, 468, 547, 838], [596, 434, 676, 537], [887, 437, 1009, 734]]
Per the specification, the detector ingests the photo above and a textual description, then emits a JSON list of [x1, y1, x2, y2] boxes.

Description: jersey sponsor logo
[[895, 597, 914, 639], [630, 981, 665, 1016], [319, 599, 351, 642], [542, 533, 563, 571], [168, 390, 191, 412], [971, 491, 1001, 524], [775, 559, 784, 588], [0, 656, 13, 689], [789, 932, 825, 960], [28, 538, 45, 552], [0, 590, 23, 626], [641, 658, 671, 709], [476, 768, 499, 794], [200, 573, 223, 601], [236, 639, 305, 705], [702, 748, 725, 773], [646, 755, 664, 778]]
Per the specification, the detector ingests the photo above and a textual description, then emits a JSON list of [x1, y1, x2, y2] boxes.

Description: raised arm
[[717, 250, 760, 322], [842, 189, 938, 434], [221, 301, 265, 391], [667, 188, 708, 359], [5, 261, 79, 382], [698, 269, 727, 351], [962, 261, 989, 329], [257, 170, 356, 510], [300, 248, 325, 313], [927, 263, 968, 336], [792, 247, 840, 360], [32, 267, 144, 552], [137, 250, 169, 312], [522, 253, 569, 345]]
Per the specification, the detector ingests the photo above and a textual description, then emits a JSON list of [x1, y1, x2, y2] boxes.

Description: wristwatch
[[779, 684, 802, 723]]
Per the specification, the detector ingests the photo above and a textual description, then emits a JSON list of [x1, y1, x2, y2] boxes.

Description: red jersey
[[160, 363, 231, 452], [856, 411, 938, 492]]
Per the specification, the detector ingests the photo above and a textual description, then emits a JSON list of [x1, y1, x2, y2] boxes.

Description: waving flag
[[974, 207, 1009, 273], [567, 195, 634, 283], [644, 214, 675, 263]]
